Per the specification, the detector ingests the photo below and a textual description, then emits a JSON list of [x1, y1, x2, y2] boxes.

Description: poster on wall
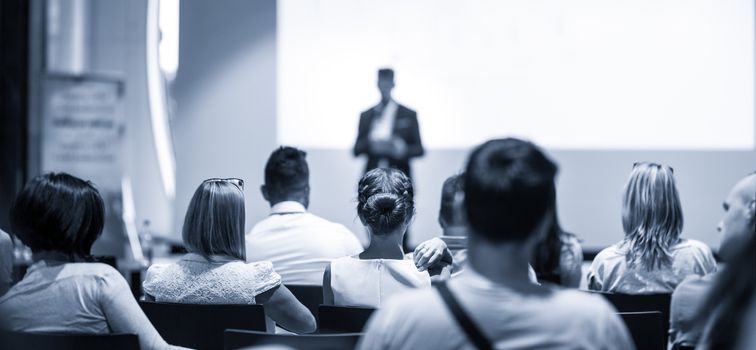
[[41, 74, 127, 258]]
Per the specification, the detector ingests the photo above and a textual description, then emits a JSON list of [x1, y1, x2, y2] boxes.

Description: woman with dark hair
[[0, 173, 183, 350], [142, 178, 315, 334], [323, 168, 451, 307], [531, 195, 583, 287]]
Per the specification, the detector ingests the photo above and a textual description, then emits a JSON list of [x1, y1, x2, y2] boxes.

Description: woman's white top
[[587, 238, 717, 294], [143, 253, 281, 304], [330, 256, 431, 308]]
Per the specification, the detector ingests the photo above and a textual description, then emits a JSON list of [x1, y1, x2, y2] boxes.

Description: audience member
[[0, 229, 12, 296], [438, 173, 468, 275], [359, 138, 633, 349], [247, 146, 453, 286], [143, 178, 316, 334], [323, 168, 451, 307], [0, 173, 184, 350], [588, 162, 717, 293], [669, 172, 756, 349], [531, 189, 583, 288], [697, 232, 755, 350], [246, 147, 363, 285], [437, 173, 538, 283]]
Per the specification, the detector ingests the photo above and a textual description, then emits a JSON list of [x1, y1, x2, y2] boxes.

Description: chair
[[317, 305, 376, 333], [224, 329, 361, 350], [591, 291, 671, 343], [618, 311, 666, 350], [287, 285, 324, 319], [0, 330, 139, 350], [139, 301, 268, 350], [673, 345, 696, 350]]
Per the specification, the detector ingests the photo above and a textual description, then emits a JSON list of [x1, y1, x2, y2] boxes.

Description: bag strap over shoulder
[[435, 282, 494, 350]]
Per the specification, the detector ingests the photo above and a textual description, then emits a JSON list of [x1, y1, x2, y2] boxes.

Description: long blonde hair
[[621, 162, 682, 270], [182, 179, 246, 261]]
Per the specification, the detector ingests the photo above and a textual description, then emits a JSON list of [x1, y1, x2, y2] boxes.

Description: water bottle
[[139, 220, 154, 266]]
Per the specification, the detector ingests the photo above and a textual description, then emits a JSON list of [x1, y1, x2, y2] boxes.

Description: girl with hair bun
[[323, 168, 451, 307]]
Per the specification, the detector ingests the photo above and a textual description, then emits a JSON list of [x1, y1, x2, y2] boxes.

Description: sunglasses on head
[[633, 162, 674, 173], [203, 178, 245, 190]]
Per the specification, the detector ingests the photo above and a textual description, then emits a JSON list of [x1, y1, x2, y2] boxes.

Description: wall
[[172, 0, 277, 237], [27, 0, 173, 256], [173, 0, 756, 250]]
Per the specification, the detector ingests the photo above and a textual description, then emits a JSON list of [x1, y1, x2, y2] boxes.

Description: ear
[[260, 185, 270, 202], [747, 198, 756, 218]]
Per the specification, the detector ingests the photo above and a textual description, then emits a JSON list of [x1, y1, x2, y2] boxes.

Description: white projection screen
[[278, 0, 755, 150]]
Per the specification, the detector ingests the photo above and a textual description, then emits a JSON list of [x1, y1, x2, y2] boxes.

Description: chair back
[[318, 305, 375, 333], [287, 285, 324, 319], [673, 345, 696, 350], [224, 329, 361, 350], [139, 301, 268, 350], [0, 331, 139, 350], [618, 311, 666, 350], [592, 291, 671, 343]]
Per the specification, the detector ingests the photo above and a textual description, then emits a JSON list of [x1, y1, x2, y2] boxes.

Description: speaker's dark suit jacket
[[353, 103, 424, 178]]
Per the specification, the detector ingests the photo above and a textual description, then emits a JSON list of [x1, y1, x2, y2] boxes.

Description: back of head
[[438, 173, 465, 228], [464, 138, 558, 242], [183, 180, 246, 260], [10, 172, 104, 259], [357, 168, 415, 235], [621, 162, 682, 269], [378, 68, 394, 82], [264, 146, 309, 201]]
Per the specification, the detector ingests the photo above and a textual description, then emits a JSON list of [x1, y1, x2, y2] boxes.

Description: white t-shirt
[[330, 256, 431, 308], [143, 253, 281, 304], [246, 201, 363, 285], [359, 266, 634, 350], [587, 238, 717, 294]]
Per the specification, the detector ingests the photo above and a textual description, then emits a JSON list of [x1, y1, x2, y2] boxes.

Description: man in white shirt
[[247, 146, 451, 286], [359, 138, 633, 350], [246, 147, 363, 285]]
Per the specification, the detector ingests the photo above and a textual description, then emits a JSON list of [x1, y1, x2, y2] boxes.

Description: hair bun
[[368, 193, 398, 214]]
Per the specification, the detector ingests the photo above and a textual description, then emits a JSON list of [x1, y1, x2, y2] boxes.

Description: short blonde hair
[[182, 180, 246, 261], [621, 162, 683, 269]]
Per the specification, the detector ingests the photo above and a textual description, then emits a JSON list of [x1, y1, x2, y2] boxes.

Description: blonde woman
[[587, 162, 717, 294], [143, 178, 316, 333]]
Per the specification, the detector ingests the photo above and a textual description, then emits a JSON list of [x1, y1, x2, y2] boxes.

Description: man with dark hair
[[353, 68, 424, 179], [246, 146, 363, 285], [247, 146, 450, 286], [359, 138, 632, 350]]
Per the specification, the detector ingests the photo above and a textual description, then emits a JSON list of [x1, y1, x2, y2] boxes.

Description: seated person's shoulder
[[675, 238, 712, 254], [0, 229, 10, 244], [592, 243, 624, 264], [144, 263, 171, 281], [548, 288, 617, 316], [235, 260, 281, 283], [68, 261, 121, 278], [674, 273, 714, 296], [673, 239, 716, 265], [378, 287, 440, 317]]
